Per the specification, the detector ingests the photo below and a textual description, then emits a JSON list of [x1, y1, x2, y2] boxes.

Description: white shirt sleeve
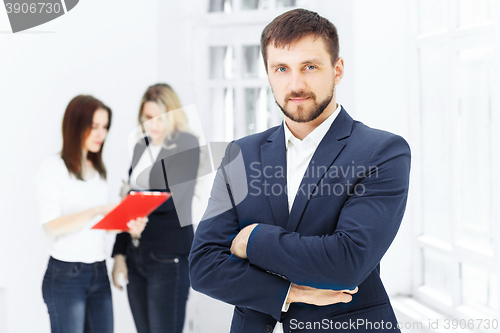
[[34, 157, 65, 225], [281, 283, 291, 312]]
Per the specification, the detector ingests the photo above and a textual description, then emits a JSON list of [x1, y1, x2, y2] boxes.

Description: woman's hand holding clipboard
[[92, 191, 170, 232]]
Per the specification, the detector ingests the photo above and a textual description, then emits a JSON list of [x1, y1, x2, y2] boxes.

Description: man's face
[[266, 34, 342, 123]]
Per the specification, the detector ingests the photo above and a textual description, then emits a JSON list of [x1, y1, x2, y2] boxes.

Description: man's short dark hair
[[260, 8, 339, 70]]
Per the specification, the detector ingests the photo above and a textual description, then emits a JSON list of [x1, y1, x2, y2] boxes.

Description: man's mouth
[[288, 97, 310, 103]]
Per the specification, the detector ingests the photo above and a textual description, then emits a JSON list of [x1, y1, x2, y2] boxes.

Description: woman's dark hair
[[61, 95, 112, 180]]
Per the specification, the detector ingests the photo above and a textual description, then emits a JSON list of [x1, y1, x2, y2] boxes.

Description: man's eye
[[305, 65, 316, 70], [277, 67, 286, 72]]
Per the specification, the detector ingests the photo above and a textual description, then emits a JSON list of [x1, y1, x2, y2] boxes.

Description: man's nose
[[288, 71, 306, 92]]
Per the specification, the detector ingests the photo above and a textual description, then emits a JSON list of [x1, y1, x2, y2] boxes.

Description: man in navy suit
[[190, 8, 410, 333]]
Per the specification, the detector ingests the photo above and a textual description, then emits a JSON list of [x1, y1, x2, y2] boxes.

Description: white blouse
[[34, 155, 108, 263], [129, 143, 163, 190]]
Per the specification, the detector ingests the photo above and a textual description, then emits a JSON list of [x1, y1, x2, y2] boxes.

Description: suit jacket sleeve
[[112, 232, 130, 257], [246, 134, 411, 290], [189, 144, 291, 321]]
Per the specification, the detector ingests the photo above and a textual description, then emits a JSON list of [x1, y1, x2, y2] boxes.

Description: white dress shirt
[[273, 103, 341, 333]]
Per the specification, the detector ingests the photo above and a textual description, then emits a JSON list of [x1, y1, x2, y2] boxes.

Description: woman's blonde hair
[[138, 83, 187, 142]]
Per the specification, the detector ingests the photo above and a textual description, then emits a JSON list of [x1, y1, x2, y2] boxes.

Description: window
[[412, 0, 500, 326], [209, 0, 233, 13]]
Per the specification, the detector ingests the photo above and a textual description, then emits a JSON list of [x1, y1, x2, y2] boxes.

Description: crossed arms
[[189, 135, 411, 321]]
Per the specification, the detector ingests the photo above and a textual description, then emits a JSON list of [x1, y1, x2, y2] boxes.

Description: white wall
[[350, 0, 413, 297], [0, 1, 160, 332]]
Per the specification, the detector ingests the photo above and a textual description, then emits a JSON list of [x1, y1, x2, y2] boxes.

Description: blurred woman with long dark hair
[[35, 95, 147, 332]]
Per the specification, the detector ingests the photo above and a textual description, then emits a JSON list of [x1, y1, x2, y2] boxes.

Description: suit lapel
[[149, 136, 180, 190], [285, 108, 354, 232], [261, 125, 289, 228], [131, 138, 148, 171], [129, 135, 180, 190]]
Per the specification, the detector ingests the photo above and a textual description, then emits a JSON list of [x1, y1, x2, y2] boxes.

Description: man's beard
[[275, 84, 335, 123]]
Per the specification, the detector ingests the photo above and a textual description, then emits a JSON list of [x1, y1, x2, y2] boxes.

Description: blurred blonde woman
[[112, 84, 200, 333]]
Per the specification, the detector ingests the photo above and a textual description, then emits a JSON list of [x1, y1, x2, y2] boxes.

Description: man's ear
[[334, 57, 344, 85]]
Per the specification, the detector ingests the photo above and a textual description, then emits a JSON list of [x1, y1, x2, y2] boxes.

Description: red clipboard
[[92, 191, 171, 231]]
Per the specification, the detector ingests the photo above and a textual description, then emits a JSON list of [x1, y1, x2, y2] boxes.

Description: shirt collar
[[284, 103, 342, 150]]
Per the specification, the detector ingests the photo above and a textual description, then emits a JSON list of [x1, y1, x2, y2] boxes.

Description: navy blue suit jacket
[[189, 107, 411, 332]]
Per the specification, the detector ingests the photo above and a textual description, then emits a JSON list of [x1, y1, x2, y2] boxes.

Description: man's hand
[[230, 223, 259, 259], [287, 283, 358, 306]]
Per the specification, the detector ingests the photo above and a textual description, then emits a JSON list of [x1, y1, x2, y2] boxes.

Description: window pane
[[461, 263, 497, 310], [422, 248, 453, 302], [458, 0, 491, 27], [241, 0, 269, 10], [455, 46, 493, 253], [209, 0, 233, 13], [419, 45, 452, 243], [225, 88, 235, 140], [210, 88, 234, 141], [244, 88, 259, 136], [210, 46, 234, 79], [418, 0, 448, 35], [276, 0, 297, 7], [242, 45, 265, 79]]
